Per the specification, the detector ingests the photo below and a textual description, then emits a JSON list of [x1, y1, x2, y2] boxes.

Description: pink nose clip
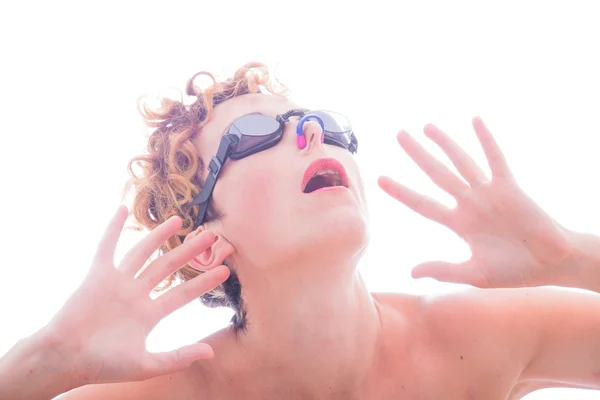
[[296, 114, 325, 149], [297, 134, 307, 149]]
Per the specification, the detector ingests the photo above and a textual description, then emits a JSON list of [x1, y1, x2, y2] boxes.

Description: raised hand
[[378, 117, 574, 288], [45, 206, 230, 385]]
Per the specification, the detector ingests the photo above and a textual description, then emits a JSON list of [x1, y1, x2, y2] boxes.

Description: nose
[[296, 114, 325, 151]]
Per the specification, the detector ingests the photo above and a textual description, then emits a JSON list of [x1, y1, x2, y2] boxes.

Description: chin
[[310, 207, 369, 257], [261, 213, 369, 274]]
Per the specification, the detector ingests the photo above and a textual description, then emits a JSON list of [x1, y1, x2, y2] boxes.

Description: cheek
[[237, 173, 276, 219], [217, 164, 290, 237]]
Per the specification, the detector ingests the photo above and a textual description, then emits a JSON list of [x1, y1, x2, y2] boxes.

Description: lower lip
[[309, 186, 348, 193]]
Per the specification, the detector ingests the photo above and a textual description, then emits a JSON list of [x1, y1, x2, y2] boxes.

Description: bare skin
[[6, 93, 600, 399], [59, 287, 600, 400]]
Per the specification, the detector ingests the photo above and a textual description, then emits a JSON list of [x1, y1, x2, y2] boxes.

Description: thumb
[[411, 260, 483, 286], [141, 343, 214, 379]]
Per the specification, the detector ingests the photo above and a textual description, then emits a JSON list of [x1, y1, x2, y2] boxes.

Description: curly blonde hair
[[126, 62, 289, 331]]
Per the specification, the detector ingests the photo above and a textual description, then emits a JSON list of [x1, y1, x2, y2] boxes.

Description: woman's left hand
[[378, 117, 575, 288]]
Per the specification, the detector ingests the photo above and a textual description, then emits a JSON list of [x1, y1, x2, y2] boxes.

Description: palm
[[379, 118, 572, 288], [58, 266, 158, 381], [452, 178, 570, 287], [45, 208, 229, 385]]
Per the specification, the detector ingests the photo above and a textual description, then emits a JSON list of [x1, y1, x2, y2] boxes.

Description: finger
[[472, 117, 513, 180], [140, 342, 214, 379], [397, 130, 470, 198], [378, 176, 454, 229], [119, 216, 183, 276], [423, 123, 488, 186], [93, 205, 129, 266], [137, 231, 218, 290], [154, 265, 230, 318], [411, 260, 490, 288]]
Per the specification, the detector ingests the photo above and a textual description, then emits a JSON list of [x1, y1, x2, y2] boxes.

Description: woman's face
[[194, 94, 369, 272]]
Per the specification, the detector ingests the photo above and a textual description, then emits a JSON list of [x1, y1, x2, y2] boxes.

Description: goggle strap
[[190, 135, 238, 227], [350, 135, 358, 153]]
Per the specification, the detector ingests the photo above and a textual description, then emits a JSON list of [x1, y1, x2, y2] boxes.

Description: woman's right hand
[[45, 205, 230, 386]]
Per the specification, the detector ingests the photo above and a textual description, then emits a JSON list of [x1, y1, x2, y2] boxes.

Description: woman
[[2, 62, 600, 399]]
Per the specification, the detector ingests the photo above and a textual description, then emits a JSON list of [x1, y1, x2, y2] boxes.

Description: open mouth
[[302, 158, 349, 194], [303, 169, 345, 193]]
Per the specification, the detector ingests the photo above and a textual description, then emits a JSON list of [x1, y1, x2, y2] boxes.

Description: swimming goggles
[[189, 108, 358, 228]]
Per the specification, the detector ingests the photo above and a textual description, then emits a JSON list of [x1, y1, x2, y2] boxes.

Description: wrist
[[553, 229, 600, 293], [0, 327, 84, 399]]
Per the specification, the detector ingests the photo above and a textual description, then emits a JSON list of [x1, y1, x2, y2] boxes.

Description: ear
[[184, 227, 235, 272]]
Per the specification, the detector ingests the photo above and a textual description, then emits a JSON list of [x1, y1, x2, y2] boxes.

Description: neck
[[233, 256, 382, 396]]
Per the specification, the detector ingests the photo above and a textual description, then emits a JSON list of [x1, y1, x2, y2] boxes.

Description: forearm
[[553, 230, 600, 294], [0, 328, 82, 400]]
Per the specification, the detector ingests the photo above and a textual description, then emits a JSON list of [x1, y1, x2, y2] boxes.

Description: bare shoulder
[[57, 370, 202, 400], [371, 287, 531, 344], [413, 288, 536, 364], [57, 380, 162, 400], [371, 288, 535, 397]]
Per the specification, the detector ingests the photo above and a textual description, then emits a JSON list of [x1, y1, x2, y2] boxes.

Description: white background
[[1, 1, 600, 398]]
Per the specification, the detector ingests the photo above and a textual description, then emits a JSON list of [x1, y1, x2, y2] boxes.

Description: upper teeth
[[312, 169, 342, 186], [314, 169, 339, 177]]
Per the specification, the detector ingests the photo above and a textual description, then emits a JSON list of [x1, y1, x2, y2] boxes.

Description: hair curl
[[125, 62, 289, 331]]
